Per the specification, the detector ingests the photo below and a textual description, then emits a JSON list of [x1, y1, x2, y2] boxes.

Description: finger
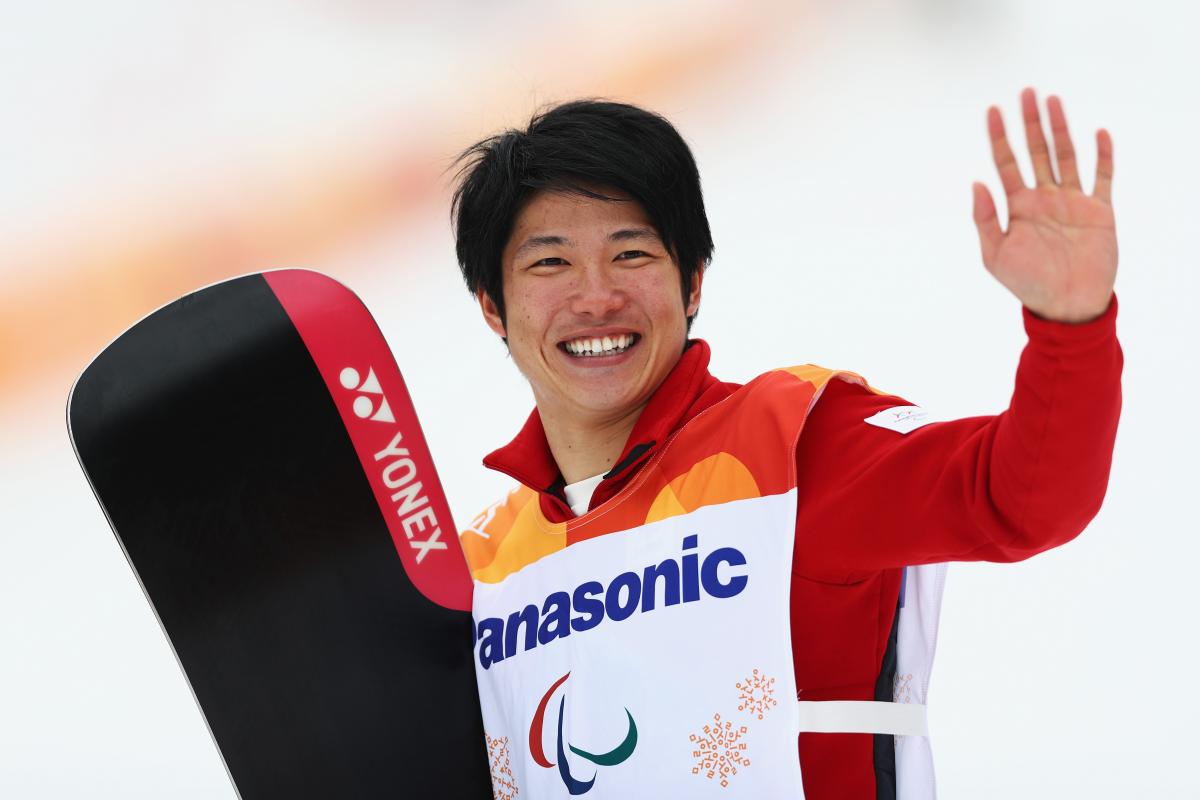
[[1021, 87, 1057, 186], [988, 105, 1026, 197], [1093, 128, 1114, 203], [972, 181, 1003, 268], [1046, 95, 1081, 191]]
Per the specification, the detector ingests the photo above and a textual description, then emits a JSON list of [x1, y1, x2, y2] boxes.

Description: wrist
[[1023, 292, 1116, 325], [1022, 293, 1118, 352]]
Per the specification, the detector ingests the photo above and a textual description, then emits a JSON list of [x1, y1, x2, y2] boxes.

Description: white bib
[[472, 490, 805, 797]]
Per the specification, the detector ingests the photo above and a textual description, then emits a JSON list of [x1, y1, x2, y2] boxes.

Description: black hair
[[449, 98, 714, 331]]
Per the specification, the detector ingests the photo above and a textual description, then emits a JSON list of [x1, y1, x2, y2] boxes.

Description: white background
[[2, 1, 1197, 796]]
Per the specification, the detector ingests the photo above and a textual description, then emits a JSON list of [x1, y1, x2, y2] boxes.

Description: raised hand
[[971, 87, 1117, 323]]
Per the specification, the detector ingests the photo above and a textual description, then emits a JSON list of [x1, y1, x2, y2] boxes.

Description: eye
[[531, 257, 567, 267], [617, 250, 649, 260]]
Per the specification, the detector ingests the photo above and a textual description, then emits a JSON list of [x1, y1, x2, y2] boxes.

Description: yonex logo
[[339, 366, 395, 423], [373, 430, 448, 564], [530, 672, 637, 795], [340, 363, 448, 565]]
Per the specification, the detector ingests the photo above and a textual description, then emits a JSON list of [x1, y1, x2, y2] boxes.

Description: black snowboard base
[[68, 270, 491, 798]]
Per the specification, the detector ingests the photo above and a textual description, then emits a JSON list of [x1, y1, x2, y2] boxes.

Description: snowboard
[[67, 269, 492, 798]]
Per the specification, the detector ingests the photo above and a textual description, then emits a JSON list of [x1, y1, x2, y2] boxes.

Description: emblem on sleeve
[[863, 405, 937, 435]]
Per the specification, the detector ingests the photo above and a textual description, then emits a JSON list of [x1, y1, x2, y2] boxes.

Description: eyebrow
[[512, 227, 662, 258]]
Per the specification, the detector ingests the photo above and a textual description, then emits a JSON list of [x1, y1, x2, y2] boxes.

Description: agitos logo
[[530, 672, 637, 795]]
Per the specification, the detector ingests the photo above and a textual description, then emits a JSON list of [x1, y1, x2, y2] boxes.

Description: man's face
[[479, 188, 701, 426]]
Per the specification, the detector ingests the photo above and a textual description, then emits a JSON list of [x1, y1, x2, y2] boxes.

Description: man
[[449, 92, 1121, 799]]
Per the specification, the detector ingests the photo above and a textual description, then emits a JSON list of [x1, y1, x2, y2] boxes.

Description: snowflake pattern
[[736, 668, 777, 720], [689, 712, 751, 788], [485, 733, 519, 800]]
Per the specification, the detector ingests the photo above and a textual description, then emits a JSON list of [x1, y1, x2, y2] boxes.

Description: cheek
[[505, 286, 556, 339], [634, 276, 689, 325]]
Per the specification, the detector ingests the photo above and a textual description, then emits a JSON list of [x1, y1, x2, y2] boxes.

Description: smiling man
[[483, 187, 701, 487], [449, 96, 1122, 799]]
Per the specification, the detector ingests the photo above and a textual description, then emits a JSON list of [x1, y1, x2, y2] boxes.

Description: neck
[[538, 402, 647, 485]]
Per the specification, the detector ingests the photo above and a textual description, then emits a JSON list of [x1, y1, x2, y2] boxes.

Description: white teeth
[[563, 334, 637, 356]]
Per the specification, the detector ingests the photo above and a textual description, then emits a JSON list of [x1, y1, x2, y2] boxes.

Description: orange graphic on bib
[[459, 366, 882, 584]]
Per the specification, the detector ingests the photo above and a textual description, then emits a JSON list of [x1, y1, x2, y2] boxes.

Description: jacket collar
[[482, 339, 731, 516]]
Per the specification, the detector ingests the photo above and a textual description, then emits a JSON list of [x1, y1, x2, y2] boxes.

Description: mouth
[[557, 332, 641, 358]]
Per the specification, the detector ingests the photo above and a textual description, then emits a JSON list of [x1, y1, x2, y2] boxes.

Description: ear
[[685, 264, 704, 317], [477, 289, 507, 339]]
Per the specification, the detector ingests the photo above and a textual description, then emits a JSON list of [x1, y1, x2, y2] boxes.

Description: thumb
[[971, 181, 1003, 270]]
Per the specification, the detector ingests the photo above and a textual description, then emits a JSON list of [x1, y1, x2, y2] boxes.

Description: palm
[[972, 89, 1117, 323]]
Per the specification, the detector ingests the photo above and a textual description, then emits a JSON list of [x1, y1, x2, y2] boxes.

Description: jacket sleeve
[[792, 294, 1123, 581]]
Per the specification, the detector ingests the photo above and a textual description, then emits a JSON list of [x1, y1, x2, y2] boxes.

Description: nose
[[568, 263, 626, 318]]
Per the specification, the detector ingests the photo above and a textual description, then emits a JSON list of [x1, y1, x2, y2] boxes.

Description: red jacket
[[483, 296, 1123, 799]]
